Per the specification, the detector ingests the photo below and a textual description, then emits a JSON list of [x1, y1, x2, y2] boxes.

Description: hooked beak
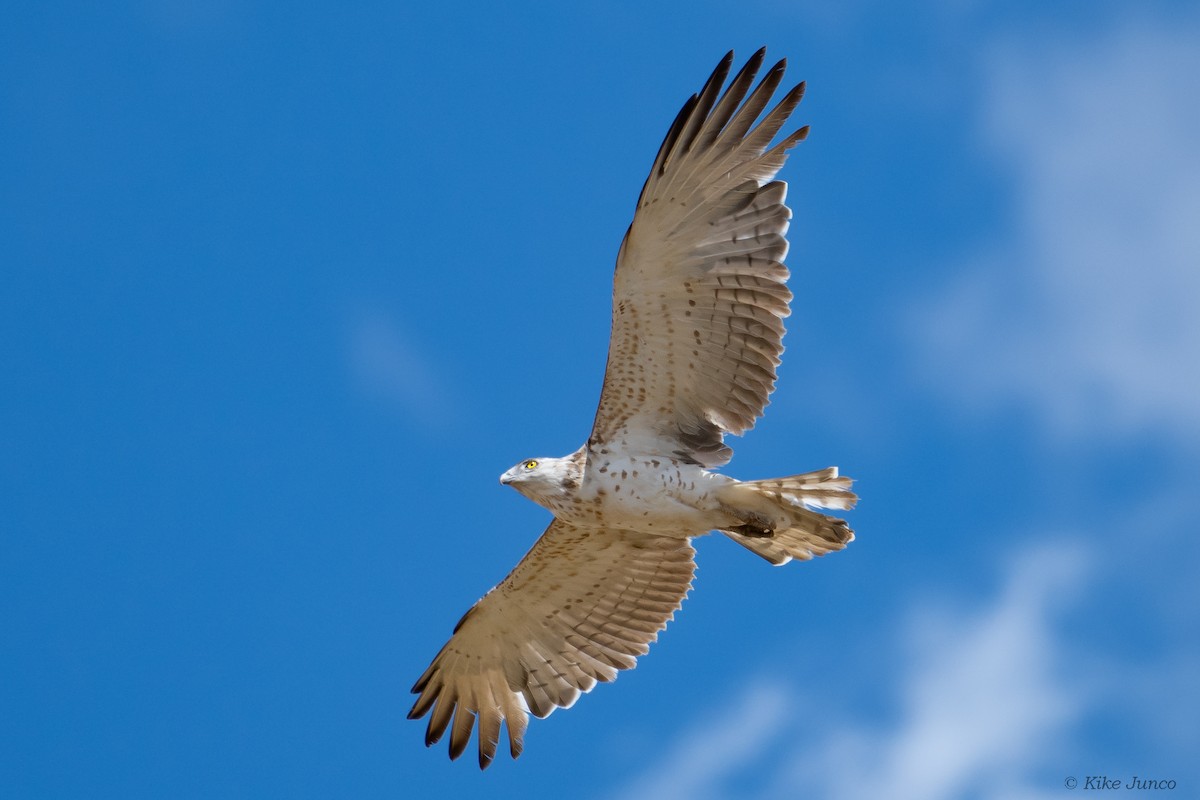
[[499, 470, 514, 485]]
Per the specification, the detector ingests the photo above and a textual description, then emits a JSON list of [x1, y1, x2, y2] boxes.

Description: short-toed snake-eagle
[[409, 49, 857, 768]]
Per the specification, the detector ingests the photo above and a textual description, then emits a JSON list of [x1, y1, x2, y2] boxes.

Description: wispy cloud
[[913, 17, 1200, 443], [607, 541, 1092, 800], [347, 311, 458, 427], [611, 681, 794, 800], [784, 542, 1089, 800]]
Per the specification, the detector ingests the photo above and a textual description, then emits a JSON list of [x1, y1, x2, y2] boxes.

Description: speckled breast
[[563, 454, 729, 535]]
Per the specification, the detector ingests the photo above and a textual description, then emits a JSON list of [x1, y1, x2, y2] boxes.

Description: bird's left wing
[[409, 519, 695, 768]]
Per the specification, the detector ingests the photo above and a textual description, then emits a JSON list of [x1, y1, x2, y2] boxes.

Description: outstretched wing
[[409, 520, 695, 768], [590, 49, 809, 467]]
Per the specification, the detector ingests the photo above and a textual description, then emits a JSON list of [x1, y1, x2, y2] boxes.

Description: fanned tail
[[716, 467, 857, 566]]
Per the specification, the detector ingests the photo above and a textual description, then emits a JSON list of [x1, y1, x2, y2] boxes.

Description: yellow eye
[[524, 460, 538, 470]]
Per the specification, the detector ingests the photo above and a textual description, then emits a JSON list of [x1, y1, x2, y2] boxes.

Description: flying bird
[[409, 49, 857, 768]]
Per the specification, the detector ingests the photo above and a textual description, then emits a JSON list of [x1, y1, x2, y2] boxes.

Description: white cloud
[[607, 541, 1091, 800], [347, 311, 457, 425], [914, 18, 1200, 442], [785, 542, 1089, 800], [611, 681, 794, 800]]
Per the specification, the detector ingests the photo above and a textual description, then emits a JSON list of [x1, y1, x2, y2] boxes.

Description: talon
[[728, 523, 774, 538]]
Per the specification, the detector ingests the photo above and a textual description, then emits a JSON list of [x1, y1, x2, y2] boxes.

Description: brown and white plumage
[[409, 49, 857, 768], [409, 521, 695, 768], [592, 49, 808, 467]]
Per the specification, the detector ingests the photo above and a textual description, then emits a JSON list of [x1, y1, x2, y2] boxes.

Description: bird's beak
[[499, 470, 514, 485]]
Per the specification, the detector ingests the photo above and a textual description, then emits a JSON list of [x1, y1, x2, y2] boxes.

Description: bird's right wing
[[409, 519, 696, 768], [589, 49, 808, 467]]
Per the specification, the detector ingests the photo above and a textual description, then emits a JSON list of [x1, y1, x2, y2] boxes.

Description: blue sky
[[3, 2, 1197, 798]]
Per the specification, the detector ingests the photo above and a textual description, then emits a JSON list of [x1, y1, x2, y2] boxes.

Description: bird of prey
[[409, 49, 857, 768]]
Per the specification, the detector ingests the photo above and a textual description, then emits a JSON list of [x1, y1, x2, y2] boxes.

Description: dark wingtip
[[408, 684, 436, 719], [448, 737, 468, 761]]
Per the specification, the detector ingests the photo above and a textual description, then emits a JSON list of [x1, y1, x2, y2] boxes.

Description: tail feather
[[716, 467, 857, 566], [748, 466, 857, 511]]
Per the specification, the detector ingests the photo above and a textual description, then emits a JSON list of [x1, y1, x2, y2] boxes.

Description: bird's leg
[[718, 504, 775, 538], [726, 522, 774, 538]]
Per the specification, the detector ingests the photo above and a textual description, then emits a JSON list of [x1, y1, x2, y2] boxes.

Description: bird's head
[[499, 455, 580, 508]]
